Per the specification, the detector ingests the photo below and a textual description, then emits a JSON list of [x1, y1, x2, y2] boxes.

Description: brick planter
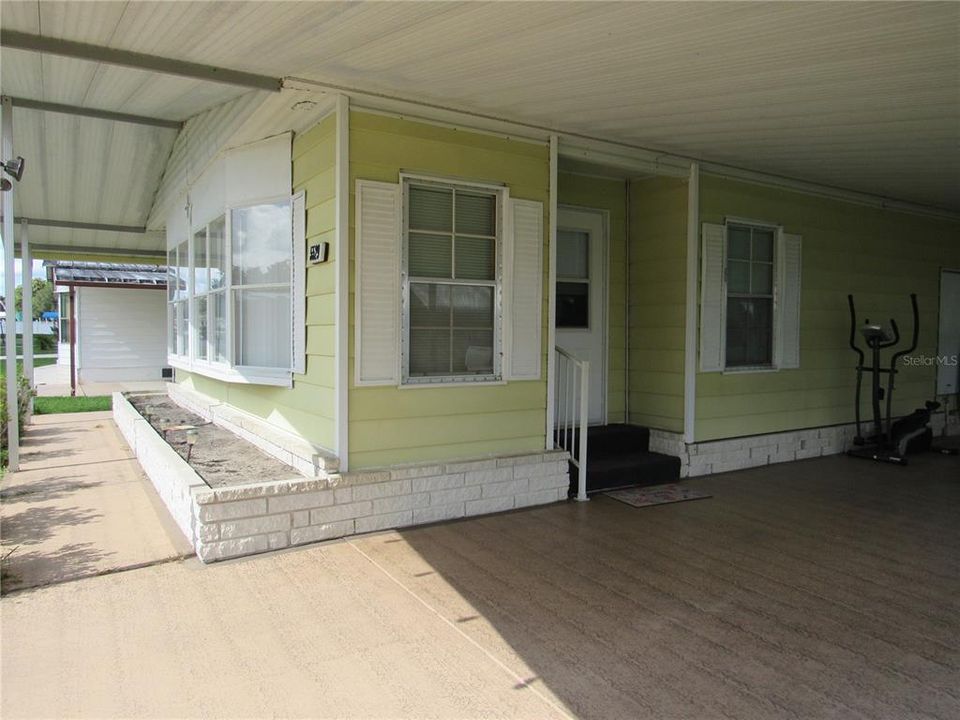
[[114, 391, 569, 563]]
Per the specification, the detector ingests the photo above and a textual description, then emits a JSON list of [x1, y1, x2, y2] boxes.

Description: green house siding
[[557, 172, 628, 424], [348, 111, 550, 469], [628, 176, 689, 433], [178, 111, 339, 451], [696, 175, 960, 442]]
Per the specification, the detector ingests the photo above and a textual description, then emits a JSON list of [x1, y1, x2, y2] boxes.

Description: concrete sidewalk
[[0, 412, 193, 593], [32, 363, 167, 396]]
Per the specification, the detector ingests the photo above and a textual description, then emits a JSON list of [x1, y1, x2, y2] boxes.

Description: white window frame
[[399, 174, 506, 386], [722, 217, 781, 374], [167, 194, 297, 387]]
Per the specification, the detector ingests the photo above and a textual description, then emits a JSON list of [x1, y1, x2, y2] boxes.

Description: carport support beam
[[1, 32, 281, 92], [20, 219, 33, 416], [2, 96, 19, 470]]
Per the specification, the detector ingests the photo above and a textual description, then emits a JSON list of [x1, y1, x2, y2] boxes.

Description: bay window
[[168, 202, 294, 382], [166, 133, 301, 386]]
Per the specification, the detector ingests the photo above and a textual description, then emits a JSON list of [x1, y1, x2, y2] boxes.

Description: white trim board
[[335, 94, 351, 471], [683, 163, 700, 444], [545, 135, 559, 449], [284, 76, 959, 221]]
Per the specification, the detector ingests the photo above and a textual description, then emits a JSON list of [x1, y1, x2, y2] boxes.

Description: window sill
[[168, 356, 292, 387], [722, 364, 780, 375], [399, 376, 506, 389]]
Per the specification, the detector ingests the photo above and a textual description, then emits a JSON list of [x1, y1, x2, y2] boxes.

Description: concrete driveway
[[1, 412, 193, 593], [1, 539, 573, 719]]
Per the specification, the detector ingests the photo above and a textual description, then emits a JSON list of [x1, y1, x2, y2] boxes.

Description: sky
[[0, 258, 47, 297]]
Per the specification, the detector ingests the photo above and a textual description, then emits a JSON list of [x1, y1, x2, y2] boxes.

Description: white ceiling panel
[[0, 0, 956, 264], [10, 107, 177, 226]]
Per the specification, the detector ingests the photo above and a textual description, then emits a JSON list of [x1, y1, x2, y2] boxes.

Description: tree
[[14, 279, 56, 320]]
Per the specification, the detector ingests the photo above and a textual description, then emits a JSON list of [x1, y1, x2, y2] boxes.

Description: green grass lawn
[[0, 357, 57, 378], [33, 396, 112, 415], [3, 336, 58, 355]]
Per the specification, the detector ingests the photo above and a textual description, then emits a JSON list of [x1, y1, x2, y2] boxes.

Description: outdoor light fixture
[[184, 427, 199, 461], [3, 156, 25, 181], [1, 156, 24, 192]]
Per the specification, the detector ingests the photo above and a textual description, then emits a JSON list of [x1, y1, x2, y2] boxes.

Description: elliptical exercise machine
[[847, 293, 939, 464]]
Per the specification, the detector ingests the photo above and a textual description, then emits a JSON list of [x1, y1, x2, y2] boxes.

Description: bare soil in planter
[[126, 393, 303, 488]]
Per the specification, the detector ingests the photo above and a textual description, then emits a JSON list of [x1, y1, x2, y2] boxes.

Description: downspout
[[683, 163, 700, 445], [624, 179, 631, 423], [69, 287, 77, 397]]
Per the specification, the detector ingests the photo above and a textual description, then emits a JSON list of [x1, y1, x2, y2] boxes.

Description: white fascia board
[[285, 76, 958, 221]]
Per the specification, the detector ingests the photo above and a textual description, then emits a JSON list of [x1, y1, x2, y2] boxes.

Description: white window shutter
[[506, 198, 543, 380], [777, 232, 802, 369], [699, 223, 726, 372], [355, 180, 401, 385], [291, 191, 306, 375]]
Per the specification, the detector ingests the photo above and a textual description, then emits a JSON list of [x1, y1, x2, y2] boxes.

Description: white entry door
[[556, 206, 607, 424]]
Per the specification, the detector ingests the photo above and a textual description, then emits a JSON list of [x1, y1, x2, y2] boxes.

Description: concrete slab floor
[[0, 412, 193, 594], [2, 452, 959, 719]]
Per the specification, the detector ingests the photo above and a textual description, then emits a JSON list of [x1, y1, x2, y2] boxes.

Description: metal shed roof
[[46, 260, 167, 287]]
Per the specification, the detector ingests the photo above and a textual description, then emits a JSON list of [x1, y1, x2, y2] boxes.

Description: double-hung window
[[699, 218, 802, 373], [403, 179, 503, 383], [724, 223, 775, 368]]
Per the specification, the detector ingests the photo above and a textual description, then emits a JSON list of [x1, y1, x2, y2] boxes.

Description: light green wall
[[557, 172, 628, 424], [628, 176, 689, 433], [348, 111, 550, 469], [178, 112, 339, 451], [696, 175, 960, 442]]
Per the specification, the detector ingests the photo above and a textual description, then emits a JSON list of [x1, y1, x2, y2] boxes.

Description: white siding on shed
[[76, 287, 168, 382]]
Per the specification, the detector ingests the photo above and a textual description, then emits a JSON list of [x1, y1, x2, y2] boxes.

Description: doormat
[[605, 483, 711, 508]]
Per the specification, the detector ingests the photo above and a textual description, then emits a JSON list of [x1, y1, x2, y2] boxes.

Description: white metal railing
[[554, 346, 589, 501]]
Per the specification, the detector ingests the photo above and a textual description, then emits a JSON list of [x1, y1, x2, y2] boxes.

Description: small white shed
[[47, 262, 169, 386]]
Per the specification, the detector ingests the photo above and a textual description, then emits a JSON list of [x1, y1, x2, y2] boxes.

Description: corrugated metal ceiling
[[1, 0, 957, 260]]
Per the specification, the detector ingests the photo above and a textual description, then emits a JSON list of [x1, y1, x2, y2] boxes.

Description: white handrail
[[554, 346, 589, 501]]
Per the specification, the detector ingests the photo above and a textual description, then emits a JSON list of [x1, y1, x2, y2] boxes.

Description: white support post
[[20, 219, 32, 416], [545, 135, 558, 449], [2, 95, 19, 471], [334, 94, 350, 471], [683, 162, 700, 445], [576, 359, 590, 502]]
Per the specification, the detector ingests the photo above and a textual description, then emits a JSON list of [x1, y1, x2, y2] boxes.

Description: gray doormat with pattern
[[605, 483, 711, 508]]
